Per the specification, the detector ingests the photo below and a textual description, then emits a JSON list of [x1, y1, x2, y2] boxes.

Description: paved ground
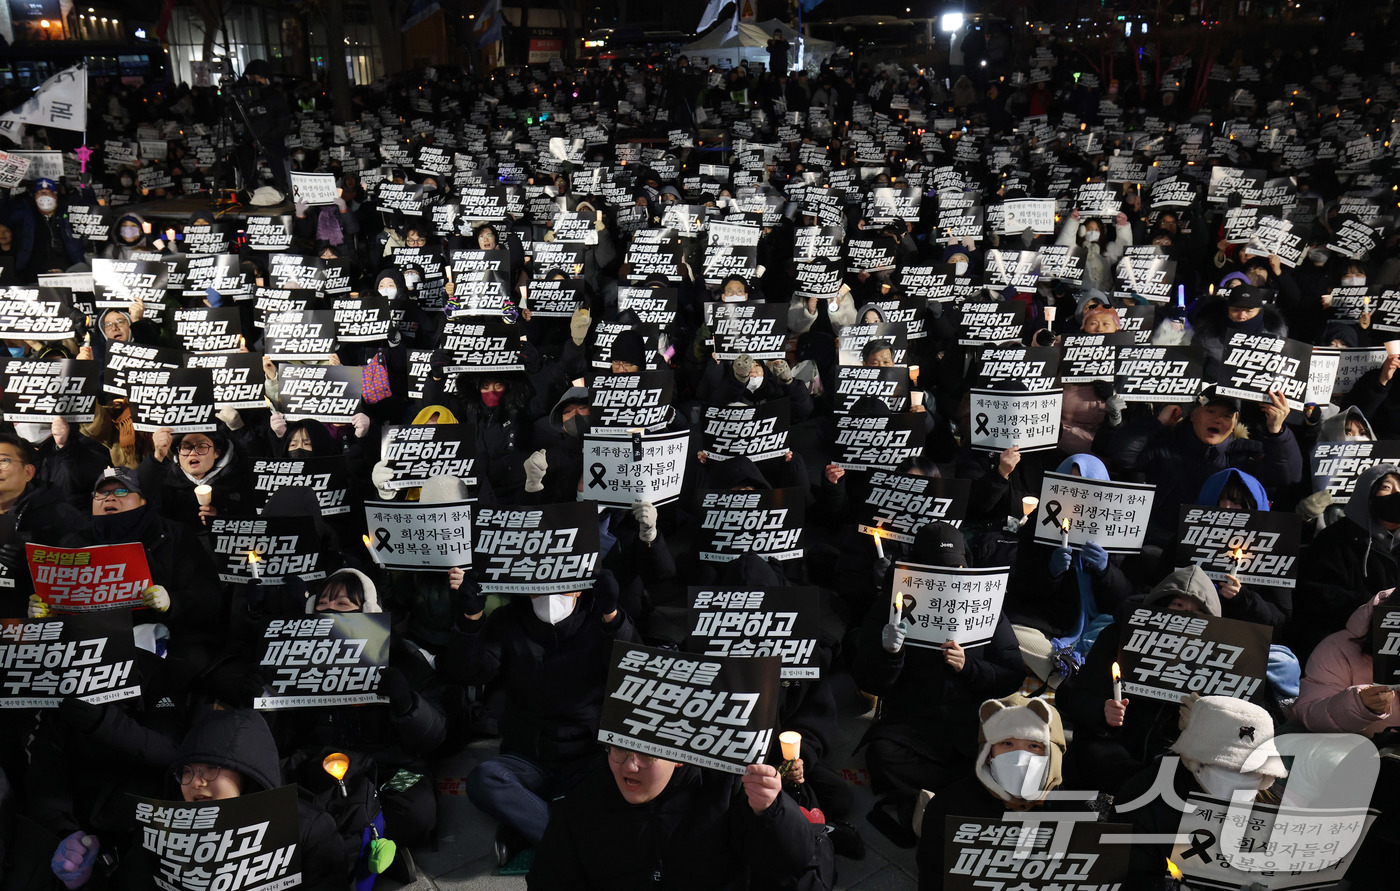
[[377, 666, 919, 890]]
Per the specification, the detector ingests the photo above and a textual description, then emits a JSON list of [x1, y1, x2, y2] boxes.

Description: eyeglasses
[[0, 456, 26, 470], [103, 319, 130, 331], [178, 442, 214, 455], [405, 236, 427, 246], [92, 488, 132, 500], [174, 764, 223, 785], [606, 746, 658, 768]]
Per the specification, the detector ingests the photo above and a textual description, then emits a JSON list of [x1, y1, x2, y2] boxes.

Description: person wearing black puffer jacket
[[441, 570, 641, 860], [39, 708, 351, 891]]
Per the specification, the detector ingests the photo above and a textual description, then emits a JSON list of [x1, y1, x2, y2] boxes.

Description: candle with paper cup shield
[[1387, 340, 1400, 356], [1022, 496, 1039, 517], [323, 752, 350, 797], [1043, 305, 1057, 331], [195, 484, 213, 506]]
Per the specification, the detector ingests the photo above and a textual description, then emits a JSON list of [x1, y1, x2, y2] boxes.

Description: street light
[[939, 12, 964, 32]]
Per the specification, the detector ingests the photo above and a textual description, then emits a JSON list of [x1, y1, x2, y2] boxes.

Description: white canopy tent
[[680, 19, 836, 73]]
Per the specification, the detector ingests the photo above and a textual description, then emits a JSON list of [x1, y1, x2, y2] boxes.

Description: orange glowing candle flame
[[1166, 859, 1183, 880]]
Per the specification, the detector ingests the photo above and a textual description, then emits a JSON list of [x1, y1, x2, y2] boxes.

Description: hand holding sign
[[1260, 388, 1288, 433], [742, 763, 783, 814]]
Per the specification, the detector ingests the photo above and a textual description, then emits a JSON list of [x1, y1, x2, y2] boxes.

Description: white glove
[[270, 412, 288, 438], [142, 585, 171, 613], [882, 622, 907, 654], [215, 407, 243, 431], [351, 412, 371, 439], [524, 449, 548, 493], [632, 501, 658, 542], [371, 461, 395, 499], [28, 596, 50, 618]]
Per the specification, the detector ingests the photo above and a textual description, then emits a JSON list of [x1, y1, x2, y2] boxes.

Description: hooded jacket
[[1292, 463, 1400, 661], [529, 762, 820, 891], [1060, 567, 1221, 787], [1293, 590, 1400, 737]]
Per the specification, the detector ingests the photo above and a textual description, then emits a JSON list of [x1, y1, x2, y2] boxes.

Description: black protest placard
[[210, 516, 325, 585], [0, 288, 75, 340], [616, 286, 679, 327], [899, 263, 958, 303], [1178, 506, 1301, 590], [890, 563, 1008, 649], [128, 368, 217, 433], [1113, 304, 1158, 344], [1207, 167, 1266, 204], [246, 457, 352, 516], [958, 301, 1025, 346], [1116, 345, 1205, 402], [599, 641, 781, 774], [376, 182, 430, 215], [1310, 441, 1400, 503], [1327, 218, 1378, 261], [686, 587, 820, 679], [255, 613, 390, 709], [187, 353, 266, 409], [364, 500, 473, 570], [390, 246, 447, 284], [102, 341, 181, 397], [974, 345, 1060, 392], [582, 431, 689, 507], [624, 231, 685, 282], [590, 322, 659, 371], [710, 302, 787, 360], [174, 307, 242, 353], [473, 503, 600, 594], [846, 234, 898, 274], [702, 244, 759, 289], [0, 359, 98, 423], [439, 320, 525, 373], [380, 423, 477, 489], [858, 472, 971, 542], [792, 258, 845, 299], [983, 249, 1040, 291], [835, 365, 910, 413], [92, 257, 168, 314], [134, 787, 302, 891], [865, 186, 923, 227], [701, 400, 790, 462], [0, 613, 140, 707], [1149, 175, 1202, 211], [456, 183, 523, 220], [551, 211, 599, 244], [332, 295, 393, 343], [254, 288, 317, 324], [180, 222, 236, 254], [277, 364, 362, 424], [527, 279, 583, 317], [1117, 607, 1271, 702], [589, 370, 675, 431], [1246, 215, 1305, 268], [447, 249, 511, 315], [1034, 472, 1157, 554], [698, 488, 805, 564], [1059, 332, 1134, 382], [263, 310, 338, 361], [834, 413, 927, 471], [66, 205, 110, 242], [943, 818, 1130, 891], [968, 389, 1063, 453], [1035, 244, 1087, 285], [244, 214, 294, 251], [1219, 332, 1312, 412], [1114, 252, 1177, 303], [835, 322, 908, 367]]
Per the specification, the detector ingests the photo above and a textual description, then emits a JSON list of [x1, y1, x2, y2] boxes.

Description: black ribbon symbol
[[1184, 829, 1215, 864], [374, 528, 392, 552], [1041, 500, 1064, 529], [589, 463, 608, 489], [974, 413, 990, 435]]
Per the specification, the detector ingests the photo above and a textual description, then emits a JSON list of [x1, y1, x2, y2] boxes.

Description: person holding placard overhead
[[851, 522, 1024, 846]]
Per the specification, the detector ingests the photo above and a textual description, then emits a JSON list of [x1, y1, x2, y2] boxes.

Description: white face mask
[[379, 286, 397, 300], [1346, 433, 1371, 442], [1083, 229, 1101, 244], [1194, 764, 1267, 801], [1341, 275, 1366, 287], [1309, 250, 1328, 265], [120, 177, 133, 187], [35, 195, 56, 212], [403, 274, 421, 290], [120, 224, 140, 241], [746, 375, 763, 392], [988, 750, 1049, 799], [532, 593, 577, 625], [954, 260, 969, 276]]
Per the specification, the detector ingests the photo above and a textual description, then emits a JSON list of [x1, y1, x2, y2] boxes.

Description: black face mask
[[1374, 491, 1400, 524], [93, 503, 153, 544], [563, 414, 592, 438], [287, 447, 314, 460]]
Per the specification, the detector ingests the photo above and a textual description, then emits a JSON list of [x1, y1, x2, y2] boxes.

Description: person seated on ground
[[528, 746, 825, 891], [915, 695, 1073, 888]]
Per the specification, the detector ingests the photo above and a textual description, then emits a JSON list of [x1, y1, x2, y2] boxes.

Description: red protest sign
[[26, 543, 153, 612]]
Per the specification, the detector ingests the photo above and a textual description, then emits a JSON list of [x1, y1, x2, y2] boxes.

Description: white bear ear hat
[[974, 694, 1066, 803], [1171, 693, 1286, 778], [304, 567, 382, 614]]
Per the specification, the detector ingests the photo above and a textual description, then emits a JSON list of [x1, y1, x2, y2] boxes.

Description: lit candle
[[908, 364, 920, 385], [323, 752, 350, 797], [1060, 517, 1071, 548], [1021, 496, 1039, 517], [1165, 858, 1183, 889], [779, 730, 802, 761], [1043, 305, 1057, 331], [195, 484, 213, 506], [362, 534, 383, 568], [246, 550, 262, 581], [1233, 547, 1246, 575], [870, 527, 885, 560], [1112, 661, 1122, 702]]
